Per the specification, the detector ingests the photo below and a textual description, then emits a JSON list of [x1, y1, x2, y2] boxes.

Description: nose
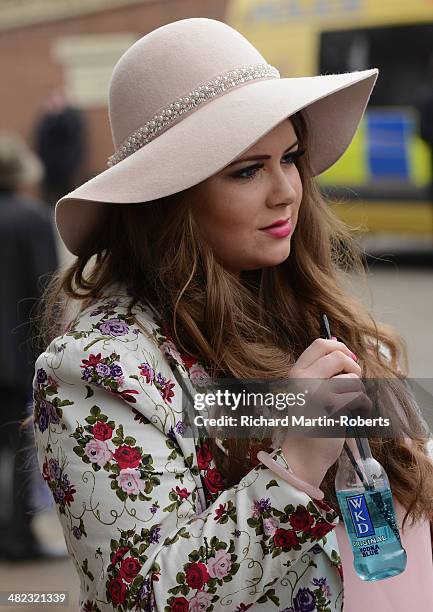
[[265, 165, 298, 209]]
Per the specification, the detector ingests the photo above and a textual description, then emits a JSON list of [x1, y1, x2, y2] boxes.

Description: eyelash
[[232, 149, 306, 180]]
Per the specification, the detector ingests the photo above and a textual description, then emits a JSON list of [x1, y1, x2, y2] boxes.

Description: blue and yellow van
[[227, 0, 433, 240]]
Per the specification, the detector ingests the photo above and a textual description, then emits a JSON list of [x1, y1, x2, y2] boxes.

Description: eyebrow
[[225, 140, 299, 167]]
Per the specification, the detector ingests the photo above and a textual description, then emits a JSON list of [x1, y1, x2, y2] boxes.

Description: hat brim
[[56, 68, 378, 255]]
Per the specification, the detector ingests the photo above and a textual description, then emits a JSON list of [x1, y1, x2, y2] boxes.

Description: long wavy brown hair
[[32, 111, 433, 529]]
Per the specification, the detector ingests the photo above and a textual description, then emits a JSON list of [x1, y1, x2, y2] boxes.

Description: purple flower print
[[155, 372, 166, 387], [72, 526, 82, 539], [42, 460, 76, 511], [312, 577, 331, 598], [252, 497, 271, 517], [311, 544, 322, 554], [258, 497, 271, 512], [139, 363, 155, 384], [175, 421, 185, 436], [48, 458, 61, 480], [150, 503, 158, 515], [138, 577, 152, 599], [38, 407, 49, 433], [293, 588, 316, 612], [53, 488, 65, 503], [96, 363, 111, 377], [81, 367, 93, 382], [49, 406, 60, 425], [148, 526, 161, 544], [40, 399, 59, 425], [40, 399, 50, 411], [110, 364, 123, 378], [99, 318, 129, 336], [37, 368, 47, 384]]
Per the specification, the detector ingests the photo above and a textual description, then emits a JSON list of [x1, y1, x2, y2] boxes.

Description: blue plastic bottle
[[335, 438, 407, 581]]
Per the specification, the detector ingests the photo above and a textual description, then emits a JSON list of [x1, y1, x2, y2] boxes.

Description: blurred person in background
[[34, 87, 87, 207], [0, 131, 59, 560]]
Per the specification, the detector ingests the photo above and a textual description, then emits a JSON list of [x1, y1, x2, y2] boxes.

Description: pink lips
[[260, 219, 292, 238]]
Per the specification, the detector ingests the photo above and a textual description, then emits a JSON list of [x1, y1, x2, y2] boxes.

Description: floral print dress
[[33, 283, 345, 612]]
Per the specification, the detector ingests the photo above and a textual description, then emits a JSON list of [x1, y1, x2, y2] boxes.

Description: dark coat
[[35, 106, 85, 185], [0, 192, 58, 389]]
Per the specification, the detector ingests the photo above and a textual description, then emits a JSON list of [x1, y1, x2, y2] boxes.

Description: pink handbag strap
[[257, 450, 325, 500]]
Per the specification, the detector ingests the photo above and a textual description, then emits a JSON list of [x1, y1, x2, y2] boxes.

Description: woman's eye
[[233, 149, 305, 180], [234, 164, 261, 180]]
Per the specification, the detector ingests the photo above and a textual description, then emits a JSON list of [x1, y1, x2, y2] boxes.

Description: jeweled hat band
[[107, 62, 280, 167]]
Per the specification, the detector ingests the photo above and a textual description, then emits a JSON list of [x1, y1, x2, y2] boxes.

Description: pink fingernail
[[331, 335, 337, 340], [351, 352, 358, 361]]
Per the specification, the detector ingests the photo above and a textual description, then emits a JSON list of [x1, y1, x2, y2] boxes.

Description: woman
[[32, 18, 433, 611]]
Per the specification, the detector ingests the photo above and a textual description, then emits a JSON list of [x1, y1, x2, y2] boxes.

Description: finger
[[328, 374, 366, 395], [295, 338, 358, 370], [316, 351, 362, 379], [327, 392, 373, 418], [307, 377, 359, 415], [308, 373, 360, 390], [308, 374, 365, 416], [333, 373, 360, 378], [306, 377, 367, 419]]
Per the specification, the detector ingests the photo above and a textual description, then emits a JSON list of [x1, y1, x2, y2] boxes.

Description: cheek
[[196, 190, 252, 239], [204, 222, 253, 260], [197, 204, 258, 266], [292, 170, 303, 201]]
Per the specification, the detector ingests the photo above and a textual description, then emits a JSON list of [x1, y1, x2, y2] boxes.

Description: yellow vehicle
[[227, 0, 433, 246]]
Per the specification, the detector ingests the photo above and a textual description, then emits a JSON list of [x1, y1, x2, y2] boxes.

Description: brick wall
[[0, 0, 229, 194]]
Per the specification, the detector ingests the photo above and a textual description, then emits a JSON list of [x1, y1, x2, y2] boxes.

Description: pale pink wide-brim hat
[[56, 17, 378, 256]]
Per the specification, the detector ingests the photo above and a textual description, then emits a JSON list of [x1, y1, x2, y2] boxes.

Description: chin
[[263, 244, 291, 267], [228, 243, 292, 272], [248, 251, 291, 270]]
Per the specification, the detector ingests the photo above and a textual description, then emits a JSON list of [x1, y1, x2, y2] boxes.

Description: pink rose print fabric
[[33, 283, 344, 611]]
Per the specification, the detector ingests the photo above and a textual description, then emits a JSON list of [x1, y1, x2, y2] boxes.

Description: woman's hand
[[280, 338, 372, 488], [289, 337, 361, 379]]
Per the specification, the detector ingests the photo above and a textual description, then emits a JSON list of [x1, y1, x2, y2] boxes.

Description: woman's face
[[187, 118, 304, 273]]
